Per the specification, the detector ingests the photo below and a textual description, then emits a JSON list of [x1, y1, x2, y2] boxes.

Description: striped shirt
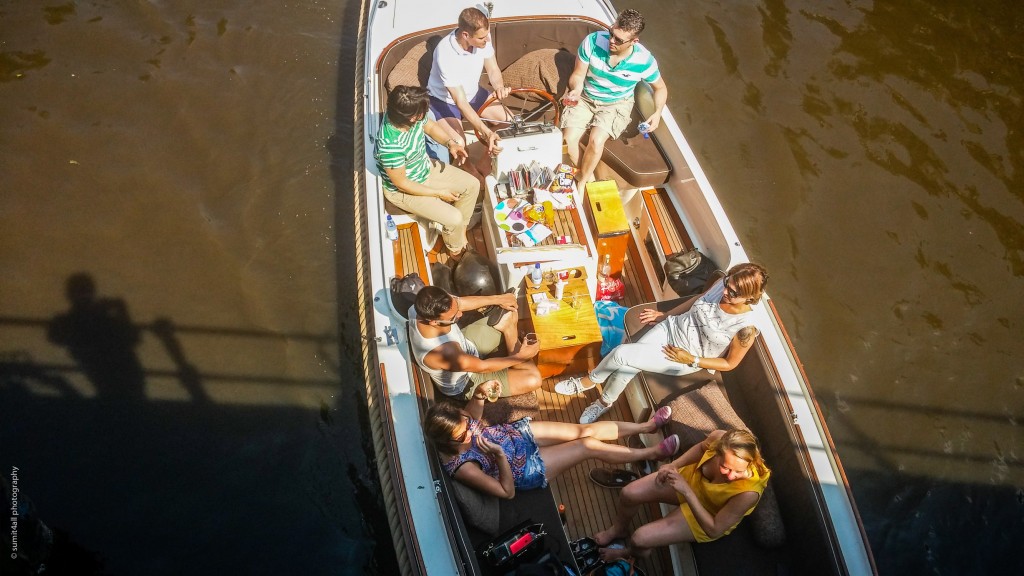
[[375, 115, 430, 192], [578, 31, 661, 103]]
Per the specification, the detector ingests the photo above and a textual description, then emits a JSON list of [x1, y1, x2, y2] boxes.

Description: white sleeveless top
[[408, 306, 479, 396], [665, 279, 756, 359]]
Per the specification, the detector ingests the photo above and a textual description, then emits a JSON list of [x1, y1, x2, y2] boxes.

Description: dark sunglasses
[[608, 29, 634, 45], [723, 276, 739, 299]]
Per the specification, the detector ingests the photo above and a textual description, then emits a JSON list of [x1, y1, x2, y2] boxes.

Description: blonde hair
[[708, 428, 770, 478]]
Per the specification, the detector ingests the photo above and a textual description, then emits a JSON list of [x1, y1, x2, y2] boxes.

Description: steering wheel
[[474, 88, 560, 143]]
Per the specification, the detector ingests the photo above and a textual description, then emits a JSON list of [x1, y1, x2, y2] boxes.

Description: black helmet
[[453, 252, 498, 296]]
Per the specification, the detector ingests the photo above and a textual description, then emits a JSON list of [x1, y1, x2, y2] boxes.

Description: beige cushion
[[663, 382, 747, 450], [449, 479, 500, 535], [385, 41, 432, 93], [748, 482, 786, 548], [499, 48, 575, 99]]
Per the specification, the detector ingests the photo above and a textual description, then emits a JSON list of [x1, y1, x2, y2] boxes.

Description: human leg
[[576, 127, 610, 188], [382, 188, 467, 250], [592, 323, 698, 405], [489, 309, 541, 395], [537, 436, 663, 481], [422, 161, 480, 253], [460, 316, 504, 357], [593, 471, 683, 547], [528, 419, 655, 445], [601, 507, 696, 562], [578, 98, 634, 186], [560, 98, 596, 167]]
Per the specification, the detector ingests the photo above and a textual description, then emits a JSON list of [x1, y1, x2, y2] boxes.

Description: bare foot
[[598, 546, 631, 563], [593, 526, 627, 547]]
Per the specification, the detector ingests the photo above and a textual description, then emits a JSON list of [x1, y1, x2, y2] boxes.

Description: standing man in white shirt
[[428, 6, 511, 189]]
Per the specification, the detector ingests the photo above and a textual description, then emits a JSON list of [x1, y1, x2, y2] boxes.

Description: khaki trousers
[[383, 160, 479, 252]]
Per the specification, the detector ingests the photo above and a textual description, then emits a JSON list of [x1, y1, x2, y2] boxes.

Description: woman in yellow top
[[595, 428, 770, 561]]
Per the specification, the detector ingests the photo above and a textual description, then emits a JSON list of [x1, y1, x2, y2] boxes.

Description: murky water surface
[[1, 0, 1021, 574]]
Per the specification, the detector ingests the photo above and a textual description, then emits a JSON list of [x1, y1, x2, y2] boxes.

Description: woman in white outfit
[[555, 263, 768, 424]]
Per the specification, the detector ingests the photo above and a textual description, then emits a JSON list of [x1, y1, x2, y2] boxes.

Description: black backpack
[[664, 248, 717, 298], [389, 273, 425, 319]]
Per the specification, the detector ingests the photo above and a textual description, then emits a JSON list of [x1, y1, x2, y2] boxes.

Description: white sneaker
[[554, 376, 596, 396], [579, 400, 612, 424]]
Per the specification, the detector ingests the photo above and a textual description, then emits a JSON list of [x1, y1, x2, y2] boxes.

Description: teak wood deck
[[395, 208, 675, 574]]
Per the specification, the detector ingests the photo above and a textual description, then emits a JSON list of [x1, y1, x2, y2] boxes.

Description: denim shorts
[[512, 418, 548, 490]]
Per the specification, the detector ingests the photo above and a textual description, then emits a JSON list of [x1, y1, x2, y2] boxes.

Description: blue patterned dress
[[442, 417, 547, 489]]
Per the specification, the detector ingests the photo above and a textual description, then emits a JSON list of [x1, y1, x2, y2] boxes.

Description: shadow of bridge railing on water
[[824, 394, 1024, 575]]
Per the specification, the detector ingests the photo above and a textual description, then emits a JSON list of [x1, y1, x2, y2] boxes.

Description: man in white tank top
[[410, 286, 542, 400]]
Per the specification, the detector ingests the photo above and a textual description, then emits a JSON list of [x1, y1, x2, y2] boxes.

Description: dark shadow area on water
[[826, 399, 1024, 575], [326, 0, 401, 574], [1, 269, 388, 574]]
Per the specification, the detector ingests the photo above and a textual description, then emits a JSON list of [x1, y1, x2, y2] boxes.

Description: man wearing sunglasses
[[561, 9, 668, 189], [409, 286, 542, 400]]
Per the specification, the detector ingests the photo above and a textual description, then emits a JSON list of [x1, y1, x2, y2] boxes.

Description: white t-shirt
[[427, 30, 493, 105], [664, 279, 756, 359]]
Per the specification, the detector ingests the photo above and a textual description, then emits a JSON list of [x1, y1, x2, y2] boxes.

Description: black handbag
[[478, 521, 547, 570], [663, 249, 717, 298]]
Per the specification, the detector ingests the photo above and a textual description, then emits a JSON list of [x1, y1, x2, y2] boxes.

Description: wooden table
[[524, 267, 603, 378]]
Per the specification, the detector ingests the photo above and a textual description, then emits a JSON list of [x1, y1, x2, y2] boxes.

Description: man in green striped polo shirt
[[561, 9, 668, 189], [376, 85, 479, 258]]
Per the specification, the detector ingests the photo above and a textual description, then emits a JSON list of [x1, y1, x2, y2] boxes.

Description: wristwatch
[[690, 357, 702, 369]]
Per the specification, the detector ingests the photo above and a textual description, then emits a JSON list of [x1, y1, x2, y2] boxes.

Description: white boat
[[353, 1, 877, 574]]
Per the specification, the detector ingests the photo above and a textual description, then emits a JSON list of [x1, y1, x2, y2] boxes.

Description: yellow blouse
[[677, 449, 770, 542]]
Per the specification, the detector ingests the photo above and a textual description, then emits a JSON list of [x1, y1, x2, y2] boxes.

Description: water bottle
[[531, 263, 542, 286], [638, 121, 651, 139], [385, 214, 398, 241]]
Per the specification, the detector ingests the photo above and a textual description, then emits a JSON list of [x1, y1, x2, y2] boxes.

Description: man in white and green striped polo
[[561, 9, 668, 189]]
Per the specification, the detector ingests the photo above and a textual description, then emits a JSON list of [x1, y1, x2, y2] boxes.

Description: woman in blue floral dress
[[424, 386, 680, 499]]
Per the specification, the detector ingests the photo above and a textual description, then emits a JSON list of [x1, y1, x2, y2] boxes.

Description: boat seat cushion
[[384, 35, 443, 93], [499, 48, 575, 98], [581, 105, 671, 189]]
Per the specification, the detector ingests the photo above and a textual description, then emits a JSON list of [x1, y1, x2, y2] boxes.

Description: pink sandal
[[649, 406, 672, 428], [657, 434, 680, 458]]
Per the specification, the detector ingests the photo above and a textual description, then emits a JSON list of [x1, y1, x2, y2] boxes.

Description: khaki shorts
[[461, 369, 512, 400], [560, 96, 635, 140]]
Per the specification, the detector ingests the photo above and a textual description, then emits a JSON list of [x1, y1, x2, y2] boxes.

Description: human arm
[[661, 467, 758, 539], [464, 395, 487, 420], [452, 435, 516, 499], [423, 341, 536, 374], [642, 76, 668, 132], [458, 292, 517, 312], [484, 56, 510, 100], [661, 326, 759, 372], [446, 84, 502, 155], [562, 56, 590, 103], [424, 118, 469, 166], [658, 430, 721, 473]]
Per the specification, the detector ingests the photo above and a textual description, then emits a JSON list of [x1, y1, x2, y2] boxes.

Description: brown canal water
[[1, 1, 1021, 574]]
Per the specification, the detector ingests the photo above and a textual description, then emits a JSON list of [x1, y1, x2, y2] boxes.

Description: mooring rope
[[351, 0, 414, 574]]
